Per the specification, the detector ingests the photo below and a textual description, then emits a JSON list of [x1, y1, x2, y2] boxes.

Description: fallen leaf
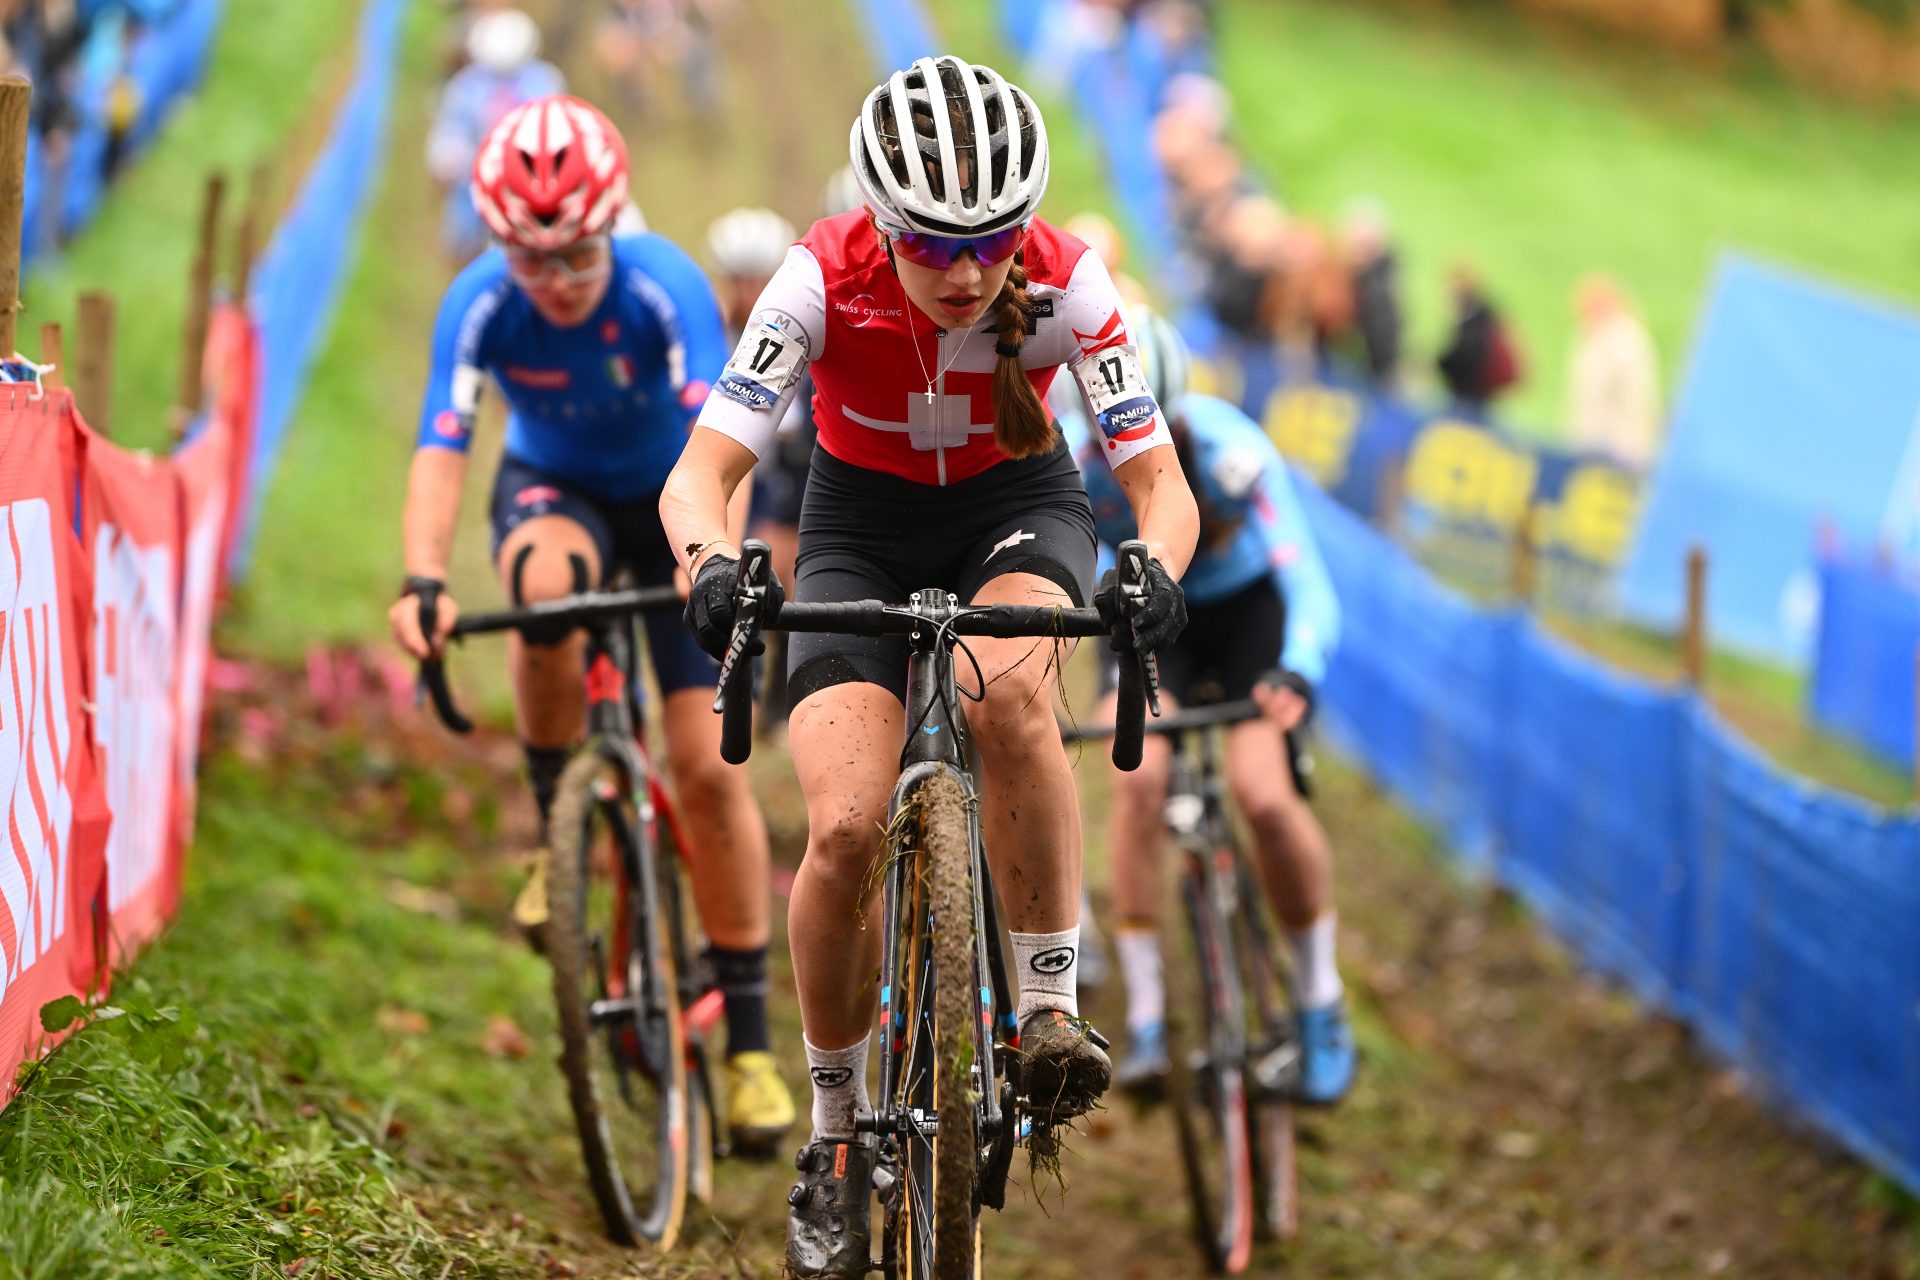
[[482, 1015, 533, 1060], [284, 1259, 310, 1278], [1492, 1130, 1541, 1160], [376, 1006, 430, 1036]]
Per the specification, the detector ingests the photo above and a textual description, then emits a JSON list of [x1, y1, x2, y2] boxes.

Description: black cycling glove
[[684, 553, 786, 662], [1093, 556, 1188, 654]]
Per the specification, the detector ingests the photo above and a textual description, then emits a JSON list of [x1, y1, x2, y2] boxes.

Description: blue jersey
[[417, 233, 728, 500], [1066, 392, 1341, 685]]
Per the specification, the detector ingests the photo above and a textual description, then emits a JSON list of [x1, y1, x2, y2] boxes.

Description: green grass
[[21, 0, 365, 453], [1214, 0, 1920, 431], [0, 749, 565, 1280]]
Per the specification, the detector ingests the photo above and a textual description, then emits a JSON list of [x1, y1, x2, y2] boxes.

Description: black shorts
[[789, 443, 1098, 705], [488, 455, 718, 696], [1103, 573, 1284, 705]]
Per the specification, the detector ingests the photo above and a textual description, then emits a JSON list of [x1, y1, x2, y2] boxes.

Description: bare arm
[[1111, 444, 1199, 579], [390, 447, 468, 657], [660, 426, 762, 576]]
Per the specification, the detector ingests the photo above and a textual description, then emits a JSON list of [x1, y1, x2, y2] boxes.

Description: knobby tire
[[545, 750, 690, 1249]]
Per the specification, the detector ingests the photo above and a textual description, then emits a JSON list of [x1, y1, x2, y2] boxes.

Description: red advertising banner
[[82, 421, 185, 963], [0, 389, 112, 1101], [173, 412, 231, 851]]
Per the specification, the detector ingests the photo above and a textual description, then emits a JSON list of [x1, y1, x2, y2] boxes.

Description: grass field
[[1209, 0, 1920, 433]]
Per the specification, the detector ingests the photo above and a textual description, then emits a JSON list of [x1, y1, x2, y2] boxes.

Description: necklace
[[905, 302, 977, 405]]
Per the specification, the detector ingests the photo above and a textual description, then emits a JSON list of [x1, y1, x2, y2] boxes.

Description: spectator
[[1436, 266, 1522, 416], [1203, 192, 1286, 342], [426, 8, 564, 266], [1565, 273, 1661, 470], [1327, 196, 1403, 387]]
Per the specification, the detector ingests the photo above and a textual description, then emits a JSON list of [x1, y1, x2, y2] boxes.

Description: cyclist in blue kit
[[1063, 308, 1357, 1106], [387, 95, 796, 1152]]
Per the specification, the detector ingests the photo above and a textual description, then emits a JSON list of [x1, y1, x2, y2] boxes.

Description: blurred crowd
[[3, 0, 184, 248], [1053, 0, 1665, 469]]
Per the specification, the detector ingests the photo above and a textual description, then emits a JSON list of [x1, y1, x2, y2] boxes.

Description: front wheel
[[889, 770, 987, 1280], [1167, 863, 1256, 1274], [545, 750, 691, 1248]]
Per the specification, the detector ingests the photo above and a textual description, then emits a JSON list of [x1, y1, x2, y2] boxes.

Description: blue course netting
[[986, 0, 1920, 1196], [1810, 559, 1920, 765], [1306, 481, 1920, 1192], [23, 0, 224, 267], [230, 0, 406, 578]]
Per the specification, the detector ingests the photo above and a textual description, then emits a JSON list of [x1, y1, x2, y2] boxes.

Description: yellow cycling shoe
[[725, 1050, 797, 1156], [511, 846, 551, 935]]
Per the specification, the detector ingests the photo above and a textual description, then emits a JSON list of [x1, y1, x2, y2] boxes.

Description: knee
[[1228, 769, 1294, 835], [669, 749, 744, 816], [805, 794, 888, 889], [972, 677, 1058, 761], [503, 541, 592, 604]]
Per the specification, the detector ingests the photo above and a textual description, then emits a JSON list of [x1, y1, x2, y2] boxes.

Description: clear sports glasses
[[505, 235, 613, 285]]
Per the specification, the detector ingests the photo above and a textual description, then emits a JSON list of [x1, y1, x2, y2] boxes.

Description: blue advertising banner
[[1810, 558, 1920, 765], [1620, 256, 1920, 663], [1249, 364, 1642, 610]]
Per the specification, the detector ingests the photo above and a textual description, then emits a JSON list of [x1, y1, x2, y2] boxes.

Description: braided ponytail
[[989, 254, 1056, 459]]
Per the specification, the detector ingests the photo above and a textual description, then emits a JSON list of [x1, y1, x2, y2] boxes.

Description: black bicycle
[[714, 537, 1157, 1280], [1066, 699, 1306, 1274], [417, 585, 722, 1249]]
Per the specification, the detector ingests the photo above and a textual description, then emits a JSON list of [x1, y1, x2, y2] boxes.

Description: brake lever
[[1118, 543, 1163, 718]]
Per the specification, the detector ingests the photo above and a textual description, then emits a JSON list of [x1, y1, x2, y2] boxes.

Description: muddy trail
[[216, 642, 1919, 1280]]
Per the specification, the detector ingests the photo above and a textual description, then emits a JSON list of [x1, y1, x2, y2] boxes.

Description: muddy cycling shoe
[[785, 1136, 877, 1278], [1018, 1008, 1113, 1120], [727, 1050, 798, 1156], [1115, 1020, 1171, 1097]]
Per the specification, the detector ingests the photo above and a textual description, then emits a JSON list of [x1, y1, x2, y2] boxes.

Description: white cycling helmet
[[850, 55, 1049, 236], [1133, 305, 1190, 411], [468, 9, 541, 74], [706, 207, 797, 278], [822, 165, 865, 218]]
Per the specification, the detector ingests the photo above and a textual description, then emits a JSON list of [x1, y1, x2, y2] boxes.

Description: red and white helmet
[[471, 95, 629, 252]]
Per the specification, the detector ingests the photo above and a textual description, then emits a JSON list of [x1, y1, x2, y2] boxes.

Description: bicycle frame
[[866, 591, 1021, 1217]]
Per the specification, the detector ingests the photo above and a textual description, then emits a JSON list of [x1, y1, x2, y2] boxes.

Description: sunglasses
[[505, 235, 612, 285], [885, 224, 1026, 271]]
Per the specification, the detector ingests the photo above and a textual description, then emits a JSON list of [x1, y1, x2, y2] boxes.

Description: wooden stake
[[1374, 458, 1405, 539], [0, 77, 33, 359], [1682, 544, 1708, 687], [177, 171, 227, 422], [39, 321, 62, 390], [75, 291, 114, 437]]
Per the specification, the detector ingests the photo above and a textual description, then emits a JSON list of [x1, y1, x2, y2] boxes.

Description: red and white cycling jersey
[[699, 211, 1171, 486]]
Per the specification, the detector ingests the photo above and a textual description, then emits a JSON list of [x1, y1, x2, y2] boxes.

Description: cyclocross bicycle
[[713, 537, 1158, 1280], [1066, 698, 1309, 1274], [417, 584, 722, 1249]]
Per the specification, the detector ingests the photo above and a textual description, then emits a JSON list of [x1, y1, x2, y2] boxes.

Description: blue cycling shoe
[[1115, 1020, 1171, 1095], [1295, 998, 1356, 1106]]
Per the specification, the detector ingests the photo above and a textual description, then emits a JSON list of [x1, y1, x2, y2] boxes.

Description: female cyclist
[[1065, 308, 1355, 1106], [388, 95, 795, 1154], [659, 57, 1199, 1277]]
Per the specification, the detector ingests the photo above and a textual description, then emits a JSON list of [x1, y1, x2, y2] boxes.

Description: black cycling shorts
[[488, 455, 718, 696], [789, 442, 1098, 705], [1103, 573, 1284, 706]]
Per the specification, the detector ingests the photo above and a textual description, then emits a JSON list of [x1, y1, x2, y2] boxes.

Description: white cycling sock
[[804, 1034, 871, 1141], [1287, 913, 1344, 1011], [1115, 926, 1165, 1034], [1011, 926, 1080, 1022]]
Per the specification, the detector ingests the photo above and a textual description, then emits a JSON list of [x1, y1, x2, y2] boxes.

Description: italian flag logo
[[607, 354, 634, 388]]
